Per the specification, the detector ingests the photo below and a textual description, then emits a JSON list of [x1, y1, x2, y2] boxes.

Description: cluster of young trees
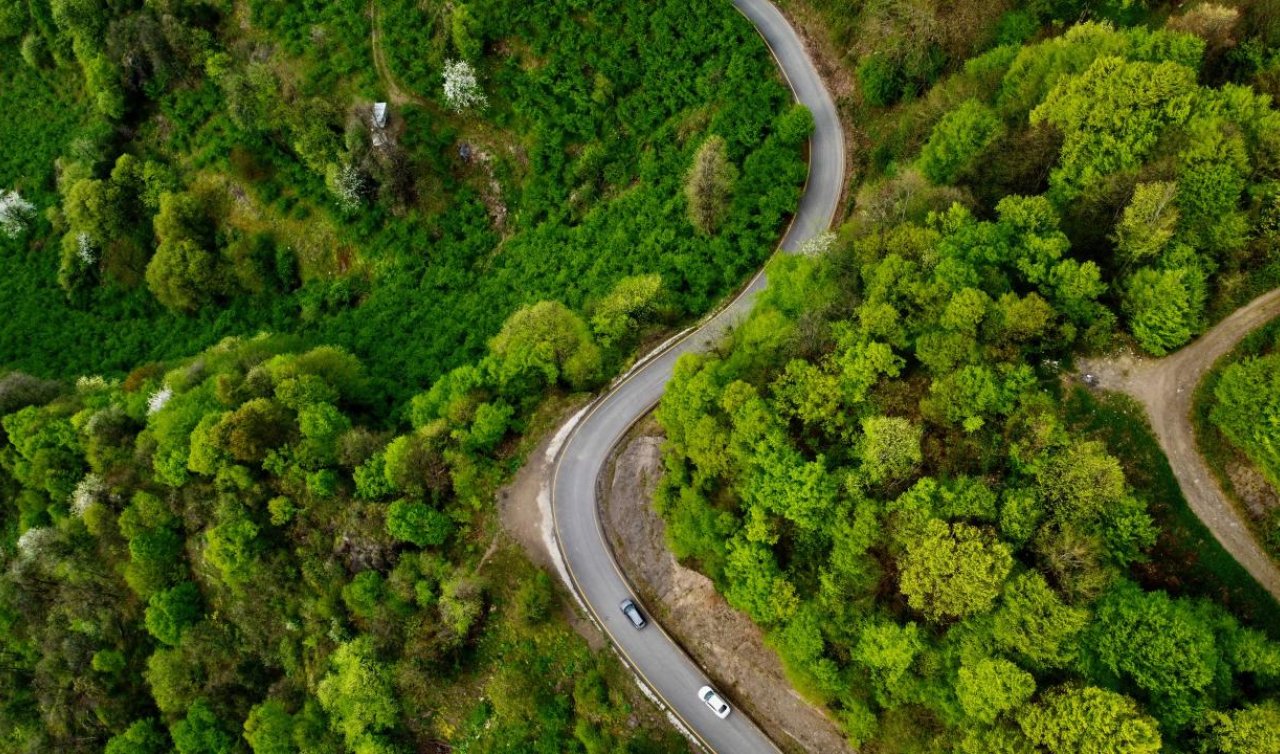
[[651, 6, 1280, 750], [899, 17, 1280, 356], [0, 333, 688, 753], [1202, 327, 1280, 561], [656, 200, 1280, 750], [0, 0, 806, 410]]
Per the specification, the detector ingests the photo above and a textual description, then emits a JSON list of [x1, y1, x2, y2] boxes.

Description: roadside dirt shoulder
[[602, 422, 856, 754]]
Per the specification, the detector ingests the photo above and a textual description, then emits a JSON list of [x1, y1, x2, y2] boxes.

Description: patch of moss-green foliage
[[1195, 319, 1280, 561], [0, 0, 804, 408], [651, 5, 1280, 750], [0, 335, 690, 753]]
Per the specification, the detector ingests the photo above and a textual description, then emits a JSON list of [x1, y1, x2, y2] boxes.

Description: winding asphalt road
[[550, 2, 844, 752]]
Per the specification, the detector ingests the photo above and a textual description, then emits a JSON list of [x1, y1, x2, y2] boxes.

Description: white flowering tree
[[443, 59, 487, 112], [147, 385, 173, 415], [75, 231, 97, 265], [15, 527, 55, 561], [0, 189, 34, 239], [326, 161, 368, 213], [71, 473, 108, 518], [797, 231, 836, 257]]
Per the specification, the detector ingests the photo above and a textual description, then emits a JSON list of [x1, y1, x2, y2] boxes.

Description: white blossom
[[71, 473, 107, 517], [76, 231, 97, 265], [0, 190, 34, 239], [443, 59, 487, 112], [147, 385, 173, 415], [797, 231, 836, 257], [328, 161, 367, 213], [15, 527, 55, 560], [76, 375, 109, 393]]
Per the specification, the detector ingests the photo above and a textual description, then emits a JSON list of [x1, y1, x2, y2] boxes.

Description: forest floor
[[599, 421, 855, 754], [1080, 287, 1280, 601]]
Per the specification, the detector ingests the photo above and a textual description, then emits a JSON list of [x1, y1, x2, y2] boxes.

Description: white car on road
[[698, 685, 731, 719]]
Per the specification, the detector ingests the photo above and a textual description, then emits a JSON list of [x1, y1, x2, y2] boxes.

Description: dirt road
[[1080, 288, 1280, 601]]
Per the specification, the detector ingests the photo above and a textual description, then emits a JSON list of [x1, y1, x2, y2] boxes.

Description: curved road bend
[[551, 2, 845, 752]]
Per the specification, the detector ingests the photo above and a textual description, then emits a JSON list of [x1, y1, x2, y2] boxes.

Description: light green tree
[[685, 135, 737, 234], [489, 300, 602, 393], [858, 416, 923, 485], [1113, 182, 1179, 264], [1018, 685, 1161, 754], [315, 638, 400, 751], [919, 100, 1003, 184], [898, 519, 1013, 622], [956, 657, 1036, 724]]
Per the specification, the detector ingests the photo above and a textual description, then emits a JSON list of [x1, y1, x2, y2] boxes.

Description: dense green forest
[[0, 337, 693, 753], [0, 0, 807, 752], [1197, 320, 1280, 560], [656, 2, 1280, 751], [7, 0, 1280, 752], [0, 0, 805, 402]]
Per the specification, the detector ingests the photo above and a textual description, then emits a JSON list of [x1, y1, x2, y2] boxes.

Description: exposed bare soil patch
[[602, 422, 855, 754]]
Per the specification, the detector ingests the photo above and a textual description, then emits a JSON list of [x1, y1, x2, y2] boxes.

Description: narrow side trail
[[1081, 288, 1280, 602]]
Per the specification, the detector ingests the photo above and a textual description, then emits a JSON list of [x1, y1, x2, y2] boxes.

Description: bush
[[858, 54, 905, 107], [386, 499, 453, 548], [918, 99, 1003, 184]]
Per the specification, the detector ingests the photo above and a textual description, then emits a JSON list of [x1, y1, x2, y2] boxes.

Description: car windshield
[[702, 690, 714, 702]]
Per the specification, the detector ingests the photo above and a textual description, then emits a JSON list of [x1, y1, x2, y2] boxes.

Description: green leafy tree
[[956, 657, 1036, 724], [0, 0, 25, 39], [1211, 354, 1280, 487], [1018, 685, 1161, 754], [204, 513, 260, 587], [993, 573, 1089, 669], [685, 136, 737, 234], [342, 571, 386, 619], [315, 637, 400, 751], [385, 500, 453, 548], [1031, 56, 1198, 201], [854, 619, 924, 708], [1033, 439, 1126, 523], [1088, 582, 1221, 726], [1201, 702, 1280, 754], [919, 100, 1003, 184], [243, 700, 296, 754], [438, 576, 485, 641], [105, 719, 170, 754], [1176, 118, 1249, 255], [1123, 265, 1205, 355], [382, 433, 448, 497], [144, 581, 202, 646], [898, 519, 1013, 621], [146, 238, 226, 313], [171, 699, 236, 754], [858, 54, 904, 107]]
